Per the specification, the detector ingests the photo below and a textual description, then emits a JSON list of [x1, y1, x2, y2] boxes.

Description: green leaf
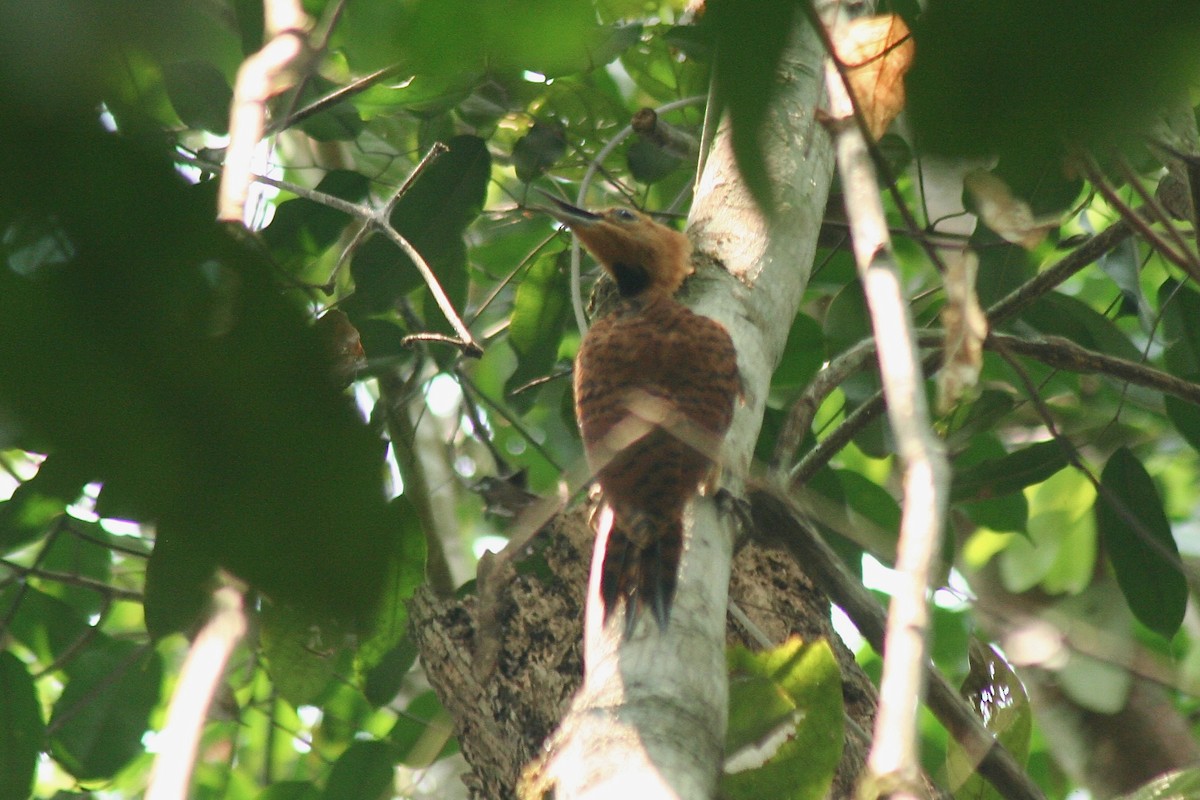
[[0, 651, 44, 800], [722, 638, 843, 800], [951, 440, 1069, 503], [0, 453, 89, 554], [357, 495, 427, 673], [1019, 291, 1141, 362], [49, 639, 163, 780], [143, 528, 216, 639], [1159, 279, 1200, 377], [505, 250, 570, 405], [769, 313, 825, 406], [321, 740, 396, 800], [261, 603, 341, 707], [0, 585, 92, 665], [162, 60, 233, 134], [999, 468, 1096, 594], [38, 520, 115, 616], [1165, 393, 1200, 455], [1095, 447, 1186, 638], [512, 121, 566, 183], [947, 641, 1031, 800], [349, 135, 489, 318]]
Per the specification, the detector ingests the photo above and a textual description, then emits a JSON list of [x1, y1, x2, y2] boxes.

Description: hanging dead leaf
[[964, 169, 1060, 249], [830, 14, 915, 138], [938, 248, 988, 414]]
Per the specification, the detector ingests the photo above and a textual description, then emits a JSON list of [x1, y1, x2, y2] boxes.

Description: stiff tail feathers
[[599, 512, 684, 638]]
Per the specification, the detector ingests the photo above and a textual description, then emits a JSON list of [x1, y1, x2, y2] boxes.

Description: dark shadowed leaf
[[513, 121, 567, 183], [1095, 447, 1186, 638], [143, 529, 216, 639], [1159, 279, 1200, 378], [162, 60, 233, 134], [0, 651, 43, 800], [907, 0, 1200, 161], [506, 250, 570, 406], [262, 170, 369, 271], [49, 639, 162, 780], [349, 136, 489, 319], [951, 440, 1069, 503]]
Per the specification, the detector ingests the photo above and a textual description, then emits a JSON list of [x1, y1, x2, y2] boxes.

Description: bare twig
[[988, 333, 1200, 406], [0, 556, 143, 602], [1080, 156, 1200, 281], [266, 65, 396, 138], [183, 152, 482, 357], [819, 7, 950, 798], [1112, 153, 1198, 271], [327, 142, 450, 292], [773, 337, 878, 469], [146, 583, 247, 800]]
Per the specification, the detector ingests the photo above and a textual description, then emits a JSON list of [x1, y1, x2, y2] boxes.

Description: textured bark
[[409, 507, 878, 799]]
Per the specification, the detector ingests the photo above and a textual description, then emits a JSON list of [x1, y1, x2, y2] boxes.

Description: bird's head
[[537, 192, 693, 298]]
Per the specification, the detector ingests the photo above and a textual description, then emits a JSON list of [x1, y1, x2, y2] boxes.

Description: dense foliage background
[[3, 0, 1200, 798]]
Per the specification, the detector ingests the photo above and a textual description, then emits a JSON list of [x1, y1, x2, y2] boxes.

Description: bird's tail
[[600, 511, 683, 638]]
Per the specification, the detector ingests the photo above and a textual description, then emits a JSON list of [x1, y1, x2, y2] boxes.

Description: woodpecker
[[539, 193, 739, 635]]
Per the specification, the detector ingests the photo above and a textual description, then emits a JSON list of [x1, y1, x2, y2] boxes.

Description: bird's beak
[[533, 188, 601, 228]]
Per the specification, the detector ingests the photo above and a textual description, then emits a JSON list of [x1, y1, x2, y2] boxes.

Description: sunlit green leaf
[[722, 638, 843, 800]]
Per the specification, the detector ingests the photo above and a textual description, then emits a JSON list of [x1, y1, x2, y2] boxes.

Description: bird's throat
[[610, 261, 651, 297]]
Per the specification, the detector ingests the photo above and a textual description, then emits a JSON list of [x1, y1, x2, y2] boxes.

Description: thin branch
[[820, 6, 950, 797], [182, 152, 483, 357], [146, 583, 247, 800], [0, 556, 144, 602], [219, 0, 313, 223], [773, 336, 878, 469], [1112, 153, 1198, 270], [985, 216, 1135, 325], [989, 333, 1200, 406], [266, 65, 397, 138], [326, 142, 450, 293], [1080, 156, 1199, 281], [991, 340, 1191, 576], [787, 215, 1134, 486]]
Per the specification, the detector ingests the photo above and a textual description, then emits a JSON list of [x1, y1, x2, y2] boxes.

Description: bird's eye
[[614, 208, 637, 222]]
